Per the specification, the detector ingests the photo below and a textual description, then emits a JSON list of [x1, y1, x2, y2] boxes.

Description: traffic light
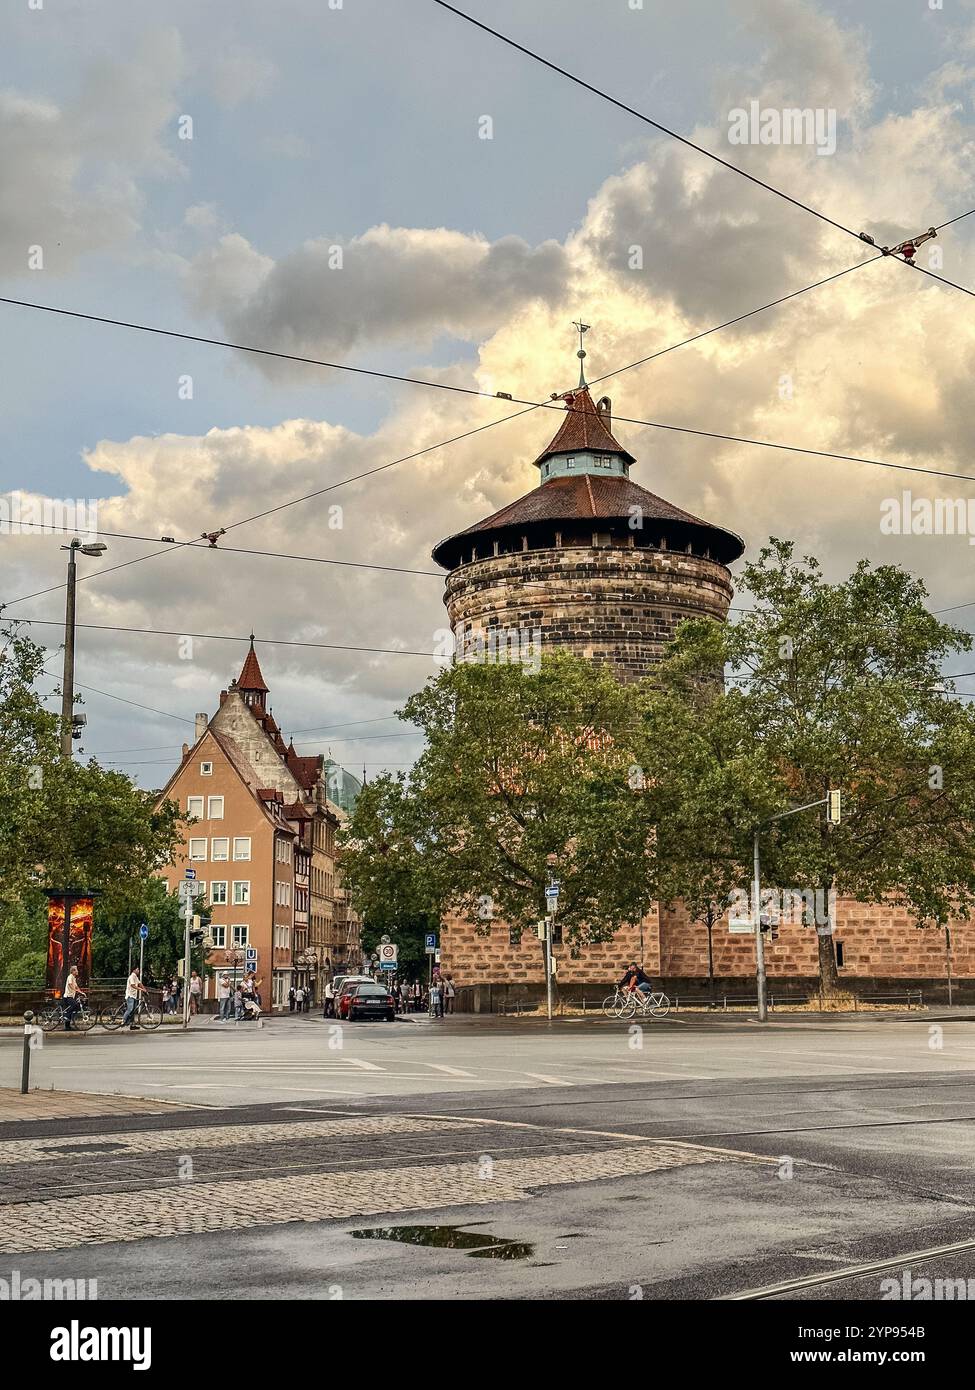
[[827, 789, 842, 824]]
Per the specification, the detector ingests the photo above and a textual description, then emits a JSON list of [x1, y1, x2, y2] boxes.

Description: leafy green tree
[[638, 663, 786, 1002], [0, 621, 186, 977], [657, 540, 975, 995], [341, 652, 657, 954], [93, 877, 210, 984]]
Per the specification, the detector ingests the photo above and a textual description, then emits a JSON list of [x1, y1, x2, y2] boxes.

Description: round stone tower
[[432, 339, 744, 681]]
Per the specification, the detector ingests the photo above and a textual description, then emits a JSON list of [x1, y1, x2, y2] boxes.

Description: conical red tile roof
[[534, 386, 635, 465], [237, 637, 269, 693]]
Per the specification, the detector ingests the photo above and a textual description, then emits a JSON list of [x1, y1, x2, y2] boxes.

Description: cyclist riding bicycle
[[619, 961, 654, 996]]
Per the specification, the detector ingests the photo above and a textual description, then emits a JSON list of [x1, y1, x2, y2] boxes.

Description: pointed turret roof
[[432, 327, 744, 571], [237, 635, 269, 693], [534, 386, 635, 467]]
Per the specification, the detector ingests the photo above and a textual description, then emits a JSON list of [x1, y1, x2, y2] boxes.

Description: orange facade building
[[156, 642, 361, 1008]]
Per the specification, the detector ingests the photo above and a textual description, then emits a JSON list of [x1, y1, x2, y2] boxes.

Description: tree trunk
[[815, 876, 840, 999], [817, 929, 839, 998]]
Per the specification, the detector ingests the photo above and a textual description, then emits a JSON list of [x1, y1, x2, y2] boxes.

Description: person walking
[[63, 966, 84, 1030], [169, 976, 181, 1014], [288, 986, 296, 1013], [122, 966, 146, 1030], [161, 979, 171, 1015], [323, 978, 334, 1019]]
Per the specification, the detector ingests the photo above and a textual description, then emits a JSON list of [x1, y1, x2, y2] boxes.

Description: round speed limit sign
[[378, 943, 398, 965]]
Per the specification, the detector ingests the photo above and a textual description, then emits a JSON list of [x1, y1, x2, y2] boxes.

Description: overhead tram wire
[[0, 399, 543, 609], [7, 398, 975, 605], [1, 527, 444, 580], [432, 1, 863, 245], [17, 615, 440, 659], [0, 249, 927, 610], [6, 225, 971, 609], [0, 248, 886, 432], [433, 0, 975, 296], [5, 265, 973, 610]]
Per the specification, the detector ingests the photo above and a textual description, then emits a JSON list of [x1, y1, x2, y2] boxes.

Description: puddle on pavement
[[350, 1224, 534, 1260]]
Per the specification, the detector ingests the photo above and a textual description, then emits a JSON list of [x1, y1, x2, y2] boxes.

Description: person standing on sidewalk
[[429, 978, 443, 1019], [443, 975, 456, 1015], [188, 970, 203, 1016], [323, 978, 334, 1018], [288, 986, 296, 1013], [294, 985, 305, 1014], [215, 973, 232, 1021]]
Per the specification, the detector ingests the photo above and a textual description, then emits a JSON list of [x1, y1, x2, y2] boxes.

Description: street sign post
[[138, 921, 148, 986], [182, 896, 192, 1030], [424, 933, 437, 953], [378, 943, 398, 971], [728, 917, 756, 934]]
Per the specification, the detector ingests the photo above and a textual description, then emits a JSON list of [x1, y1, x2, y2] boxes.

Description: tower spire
[[572, 318, 591, 388]]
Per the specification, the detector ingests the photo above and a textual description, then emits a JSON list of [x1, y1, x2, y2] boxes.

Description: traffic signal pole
[[182, 896, 193, 1030], [753, 828, 767, 1023], [752, 790, 842, 1024]]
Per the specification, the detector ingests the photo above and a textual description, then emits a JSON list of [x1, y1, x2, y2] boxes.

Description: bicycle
[[37, 997, 98, 1033], [601, 987, 633, 1019], [601, 986, 671, 1019], [627, 987, 671, 1018], [101, 994, 162, 1031]]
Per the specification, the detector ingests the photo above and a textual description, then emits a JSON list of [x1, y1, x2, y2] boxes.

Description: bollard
[[21, 1011, 34, 1094]]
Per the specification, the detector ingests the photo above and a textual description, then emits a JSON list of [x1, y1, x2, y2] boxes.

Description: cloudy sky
[[3, 0, 975, 784]]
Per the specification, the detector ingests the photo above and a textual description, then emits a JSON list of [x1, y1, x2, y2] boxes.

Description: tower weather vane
[[572, 319, 591, 387]]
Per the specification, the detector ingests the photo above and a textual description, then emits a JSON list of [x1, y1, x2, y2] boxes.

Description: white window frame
[[210, 925, 226, 948], [187, 796, 204, 819], [210, 881, 228, 905], [207, 796, 224, 820], [188, 838, 207, 861], [200, 761, 213, 776], [233, 837, 252, 861], [232, 880, 251, 906], [211, 837, 229, 861], [231, 924, 249, 947]]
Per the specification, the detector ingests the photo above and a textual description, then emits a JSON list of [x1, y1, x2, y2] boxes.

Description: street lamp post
[[59, 537, 107, 756]]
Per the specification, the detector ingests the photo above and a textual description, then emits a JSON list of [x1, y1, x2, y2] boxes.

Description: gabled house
[[155, 640, 362, 1008]]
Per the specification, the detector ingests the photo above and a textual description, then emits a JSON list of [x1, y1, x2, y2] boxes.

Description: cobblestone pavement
[[0, 1107, 769, 1255]]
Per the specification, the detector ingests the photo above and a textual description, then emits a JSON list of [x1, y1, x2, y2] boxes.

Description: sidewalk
[[0, 1086, 183, 1123]]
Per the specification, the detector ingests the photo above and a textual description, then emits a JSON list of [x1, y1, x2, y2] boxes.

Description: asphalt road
[[2, 1015, 975, 1301], [3, 1011, 975, 1106]]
